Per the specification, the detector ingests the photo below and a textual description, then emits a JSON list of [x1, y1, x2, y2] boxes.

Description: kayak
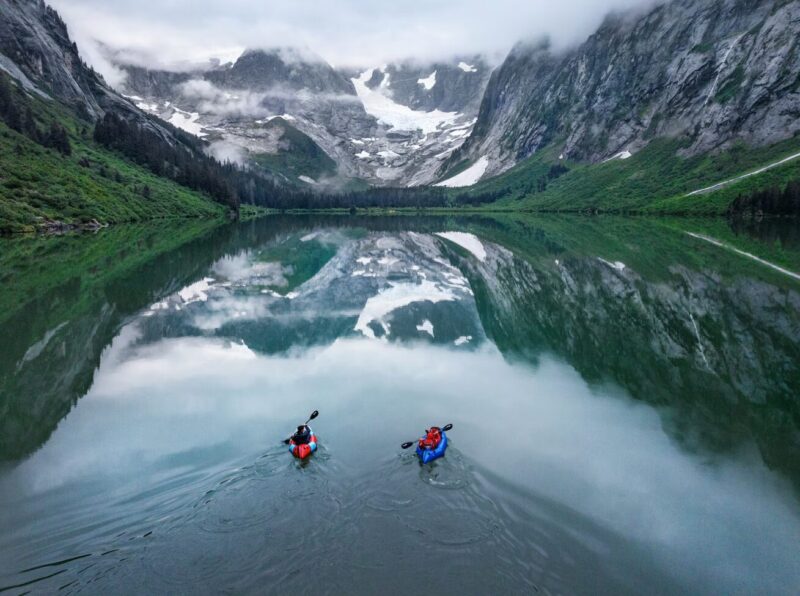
[[288, 427, 318, 460], [416, 431, 448, 464]]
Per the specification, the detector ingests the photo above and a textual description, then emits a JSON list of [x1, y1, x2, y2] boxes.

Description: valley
[[1, 0, 799, 231]]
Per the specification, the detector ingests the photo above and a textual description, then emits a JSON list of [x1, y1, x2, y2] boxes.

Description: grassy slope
[[452, 136, 800, 214], [0, 86, 225, 234]]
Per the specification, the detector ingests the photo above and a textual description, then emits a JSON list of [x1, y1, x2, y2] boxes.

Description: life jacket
[[418, 427, 442, 451]]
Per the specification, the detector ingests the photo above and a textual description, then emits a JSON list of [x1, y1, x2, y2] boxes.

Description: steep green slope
[[0, 79, 225, 233], [452, 136, 800, 214]]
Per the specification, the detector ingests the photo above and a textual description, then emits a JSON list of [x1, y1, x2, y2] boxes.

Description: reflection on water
[[1, 215, 799, 594]]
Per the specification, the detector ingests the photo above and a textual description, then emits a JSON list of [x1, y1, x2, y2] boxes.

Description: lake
[[1, 215, 799, 595]]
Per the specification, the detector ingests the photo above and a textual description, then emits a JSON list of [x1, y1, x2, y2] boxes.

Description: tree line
[[727, 178, 800, 217], [0, 73, 71, 156], [94, 113, 240, 211]]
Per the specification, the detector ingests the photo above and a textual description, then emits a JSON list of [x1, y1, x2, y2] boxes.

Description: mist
[[49, 0, 659, 77]]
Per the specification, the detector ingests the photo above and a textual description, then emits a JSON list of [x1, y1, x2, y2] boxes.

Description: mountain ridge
[[447, 0, 800, 182]]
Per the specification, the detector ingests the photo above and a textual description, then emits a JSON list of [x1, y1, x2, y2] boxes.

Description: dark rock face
[[0, 0, 103, 116], [121, 65, 194, 100], [206, 49, 356, 96], [453, 0, 800, 177], [0, 0, 191, 141]]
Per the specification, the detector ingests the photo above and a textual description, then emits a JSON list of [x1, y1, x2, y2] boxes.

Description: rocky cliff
[[0, 0, 208, 141], [449, 0, 800, 180]]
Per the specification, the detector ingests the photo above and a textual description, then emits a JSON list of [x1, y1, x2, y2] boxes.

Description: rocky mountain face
[[114, 50, 492, 187], [0, 0, 104, 116], [449, 0, 800, 180], [0, 0, 212, 143], [361, 58, 490, 115]]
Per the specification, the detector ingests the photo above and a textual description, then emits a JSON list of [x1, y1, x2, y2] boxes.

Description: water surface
[[1, 215, 799, 594]]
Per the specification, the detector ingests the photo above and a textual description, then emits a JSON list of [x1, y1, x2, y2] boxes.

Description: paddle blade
[[282, 438, 291, 445], [401, 442, 415, 450], [442, 424, 453, 432], [308, 410, 319, 421]]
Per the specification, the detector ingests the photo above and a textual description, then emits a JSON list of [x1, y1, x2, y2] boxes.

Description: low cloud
[[206, 140, 247, 166], [49, 0, 659, 77], [176, 79, 359, 119]]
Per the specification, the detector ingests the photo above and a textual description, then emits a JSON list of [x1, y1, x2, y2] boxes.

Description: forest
[[727, 179, 800, 217], [0, 74, 71, 157]]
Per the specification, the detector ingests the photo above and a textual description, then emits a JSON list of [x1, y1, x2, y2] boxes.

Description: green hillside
[[451, 136, 800, 215], [0, 73, 225, 234]]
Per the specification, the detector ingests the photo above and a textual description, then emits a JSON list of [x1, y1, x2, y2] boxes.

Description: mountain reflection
[[1, 215, 798, 492]]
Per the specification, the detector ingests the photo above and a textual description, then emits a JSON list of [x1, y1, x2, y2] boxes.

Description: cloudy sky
[[50, 0, 655, 78]]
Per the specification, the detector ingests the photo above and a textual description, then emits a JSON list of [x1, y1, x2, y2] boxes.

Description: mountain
[[0, 0, 152, 126], [114, 50, 492, 187], [349, 57, 492, 185], [0, 0, 358, 232], [446, 0, 800, 182]]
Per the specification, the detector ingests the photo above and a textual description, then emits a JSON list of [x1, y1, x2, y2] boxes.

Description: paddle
[[401, 424, 453, 449], [283, 410, 319, 444]]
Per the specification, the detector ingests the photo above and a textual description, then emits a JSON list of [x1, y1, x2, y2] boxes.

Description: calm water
[[1, 215, 799, 595]]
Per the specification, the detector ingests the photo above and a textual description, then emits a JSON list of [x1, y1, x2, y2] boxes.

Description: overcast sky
[[50, 0, 656, 80]]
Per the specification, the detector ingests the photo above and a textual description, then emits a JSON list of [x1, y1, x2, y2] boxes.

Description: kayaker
[[418, 427, 442, 451], [291, 425, 312, 445]]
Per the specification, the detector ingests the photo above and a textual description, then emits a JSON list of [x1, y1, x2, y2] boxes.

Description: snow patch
[[228, 340, 257, 360], [178, 277, 215, 304], [604, 150, 632, 163], [416, 320, 435, 337], [435, 232, 487, 262], [355, 151, 372, 159], [458, 62, 478, 73], [136, 101, 160, 113], [355, 281, 457, 339], [454, 336, 473, 346], [169, 108, 206, 138], [434, 157, 489, 187], [418, 71, 437, 90], [298, 175, 317, 185], [598, 258, 626, 271], [352, 69, 459, 134]]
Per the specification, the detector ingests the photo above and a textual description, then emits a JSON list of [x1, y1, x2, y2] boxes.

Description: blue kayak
[[416, 431, 448, 463]]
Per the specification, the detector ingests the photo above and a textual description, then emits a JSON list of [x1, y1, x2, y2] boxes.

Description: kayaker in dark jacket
[[291, 425, 312, 445]]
